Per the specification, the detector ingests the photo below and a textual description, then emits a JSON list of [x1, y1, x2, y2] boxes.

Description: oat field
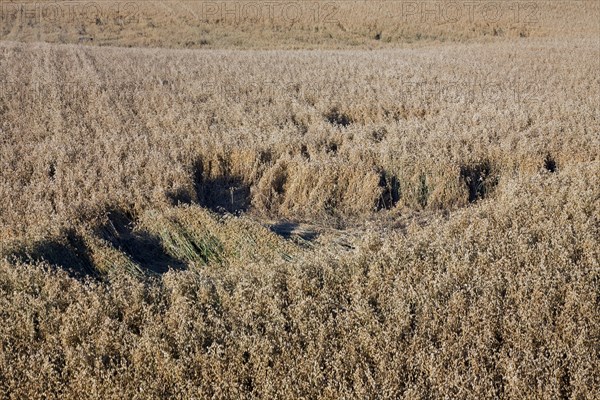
[[0, 1, 599, 398]]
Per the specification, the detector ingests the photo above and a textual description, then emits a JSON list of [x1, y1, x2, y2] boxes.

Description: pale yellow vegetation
[[0, 1, 598, 398]]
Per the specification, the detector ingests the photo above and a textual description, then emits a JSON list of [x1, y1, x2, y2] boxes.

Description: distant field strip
[[0, 1, 598, 48]]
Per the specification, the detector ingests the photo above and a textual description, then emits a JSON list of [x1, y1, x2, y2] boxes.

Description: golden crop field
[[0, 1, 599, 398]]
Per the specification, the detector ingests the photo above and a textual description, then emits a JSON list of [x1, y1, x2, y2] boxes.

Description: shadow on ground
[[270, 221, 319, 241], [192, 159, 252, 214], [8, 230, 98, 280], [95, 209, 187, 274]]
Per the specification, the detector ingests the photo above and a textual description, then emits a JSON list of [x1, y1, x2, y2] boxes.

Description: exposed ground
[[0, 1, 599, 398]]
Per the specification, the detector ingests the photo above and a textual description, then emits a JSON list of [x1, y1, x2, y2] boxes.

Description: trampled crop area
[[0, 1, 598, 398]]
